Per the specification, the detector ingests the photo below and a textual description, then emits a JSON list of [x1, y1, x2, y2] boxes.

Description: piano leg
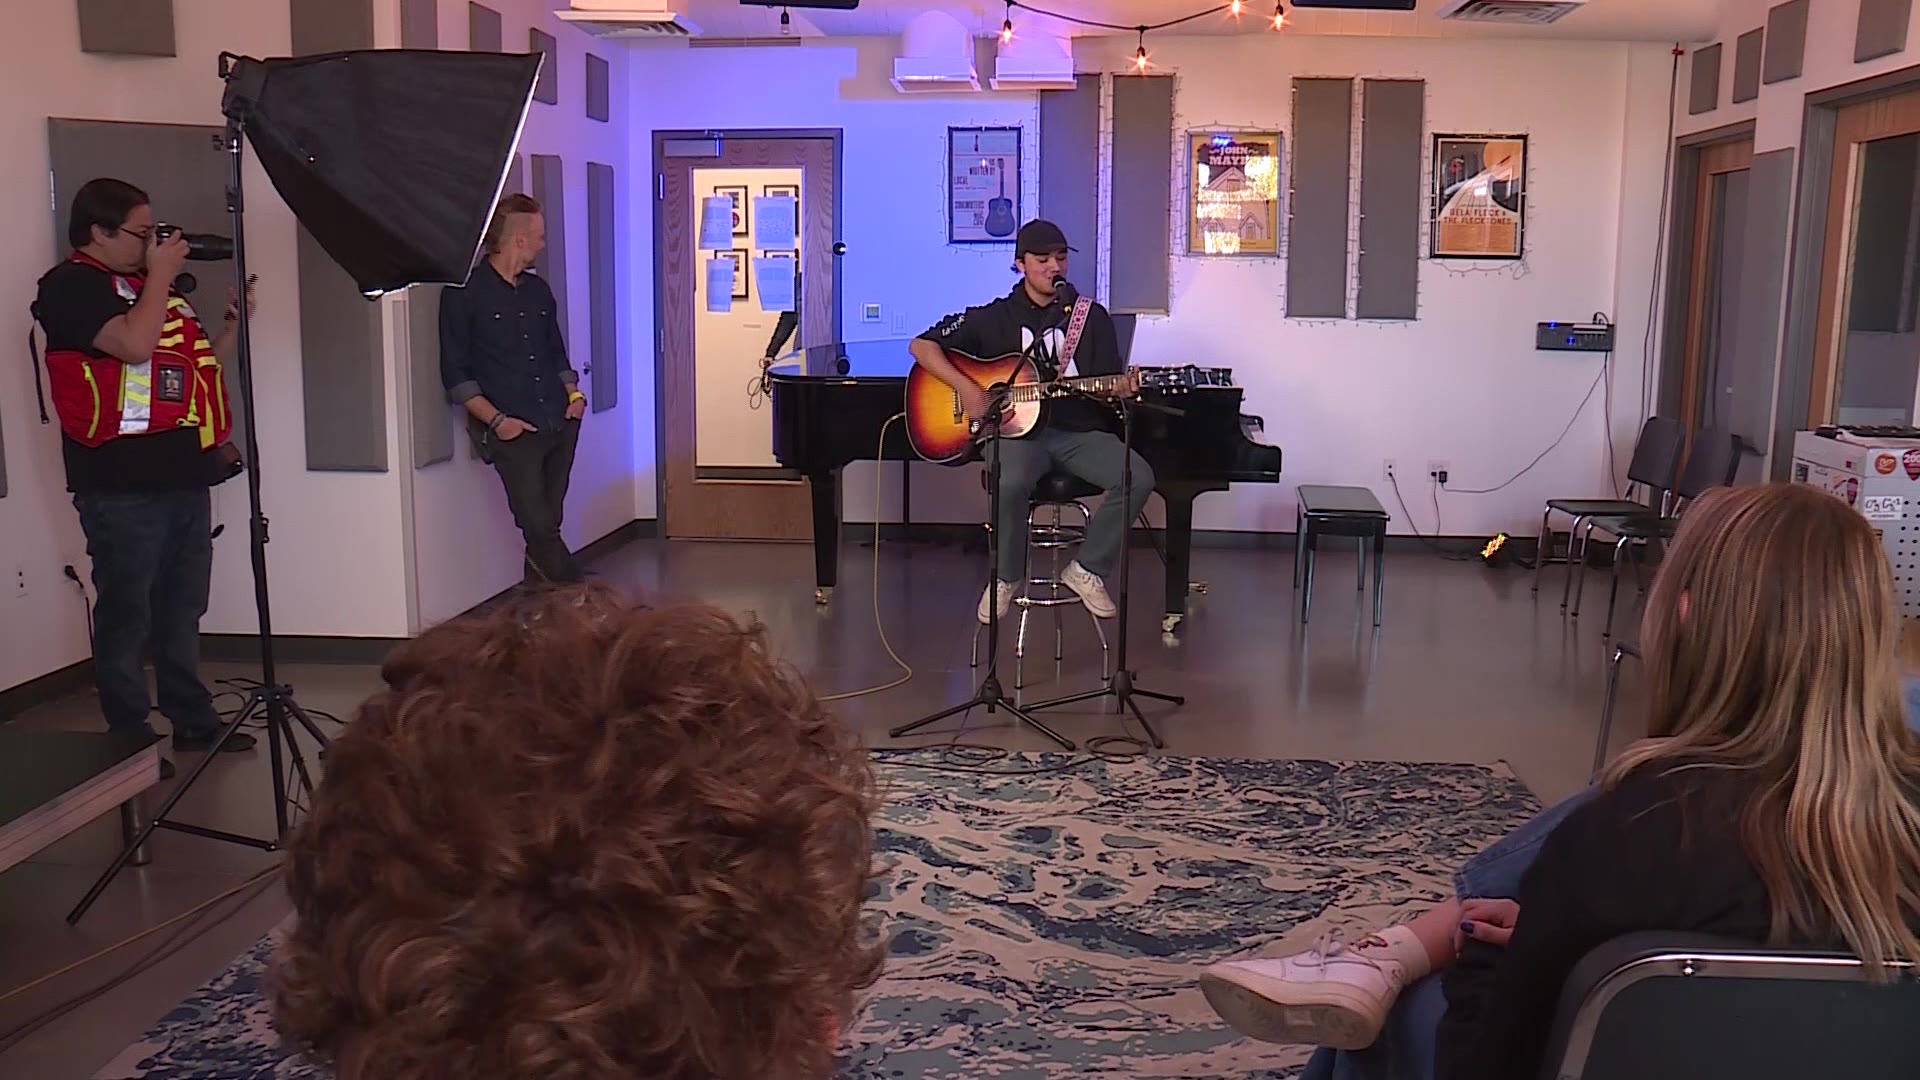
[[808, 469, 839, 605], [1160, 495, 1197, 634]]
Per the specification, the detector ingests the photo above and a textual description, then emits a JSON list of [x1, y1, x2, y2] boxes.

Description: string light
[[1004, 1, 1268, 71], [1001, 1, 1014, 43], [1133, 27, 1149, 70], [1272, 3, 1287, 30], [1230, 0, 1243, 14]]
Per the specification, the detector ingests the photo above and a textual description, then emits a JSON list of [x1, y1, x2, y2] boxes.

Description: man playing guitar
[[909, 219, 1152, 625]]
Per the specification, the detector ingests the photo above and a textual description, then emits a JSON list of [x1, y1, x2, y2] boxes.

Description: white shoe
[[1060, 561, 1116, 619], [1199, 931, 1409, 1050], [977, 581, 1015, 624]]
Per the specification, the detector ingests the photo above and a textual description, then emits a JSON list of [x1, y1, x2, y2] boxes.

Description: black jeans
[[72, 489, 218, 739], [490, 419, 583, 584]]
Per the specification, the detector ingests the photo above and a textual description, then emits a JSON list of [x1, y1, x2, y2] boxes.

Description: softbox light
[[220, 50, 540, 296]]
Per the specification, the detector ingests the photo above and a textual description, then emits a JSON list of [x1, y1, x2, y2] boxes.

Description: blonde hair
[[1605, 483, 1920, 975], [483, 193, 541, 255]]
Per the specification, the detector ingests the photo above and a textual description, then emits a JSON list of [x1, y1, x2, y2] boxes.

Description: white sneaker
[[1199, 931, 1409, 1049], [977, 581, 1015, 624], [1060, 561, 1116, 619]]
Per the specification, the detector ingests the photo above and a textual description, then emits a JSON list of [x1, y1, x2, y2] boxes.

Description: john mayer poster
[[1188, 131, 1281, 255]]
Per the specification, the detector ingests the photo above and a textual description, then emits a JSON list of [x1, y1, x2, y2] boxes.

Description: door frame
[[649, 127, 843, 537], [1656, 120, 1756, 424], [1778, 63, 1920, 475]]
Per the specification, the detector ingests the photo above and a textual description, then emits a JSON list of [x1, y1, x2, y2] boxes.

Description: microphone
[[1051, 274, 1077, 307]]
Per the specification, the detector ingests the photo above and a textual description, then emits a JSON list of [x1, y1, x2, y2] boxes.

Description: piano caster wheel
[[1160, 613, 1184, 634], [1189, 580, 1209, 595], [814, 587, 833, 606]]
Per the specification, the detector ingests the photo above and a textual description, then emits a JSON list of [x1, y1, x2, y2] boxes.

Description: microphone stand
[[1023, 383, 1182, 748]]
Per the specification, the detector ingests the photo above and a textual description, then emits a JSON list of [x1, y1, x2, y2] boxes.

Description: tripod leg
[[1124, 695, 1166, 750], [1130, 687, 1187, 705], [1000, 700, 1076, 752], [889, 698, 981, 739]]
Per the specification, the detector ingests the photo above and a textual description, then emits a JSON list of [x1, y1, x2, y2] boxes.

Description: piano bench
[[1293, 484, 1392, 627]]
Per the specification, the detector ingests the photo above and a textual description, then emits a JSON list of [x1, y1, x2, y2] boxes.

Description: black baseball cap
[[1015, 219, 1076, 256]]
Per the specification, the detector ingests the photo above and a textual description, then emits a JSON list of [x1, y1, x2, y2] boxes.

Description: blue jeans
[[73, 489, 219, 740], [1300, 677, 1920, 1080]]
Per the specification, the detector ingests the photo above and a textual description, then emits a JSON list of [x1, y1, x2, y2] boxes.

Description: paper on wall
[[752, 196, 798, 251], [755, 258, 796, 312], [705, 256, 734, 312], [699, 196, 733, 251]]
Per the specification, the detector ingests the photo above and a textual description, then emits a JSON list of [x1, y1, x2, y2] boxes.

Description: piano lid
[[768, 338, 918, 381]]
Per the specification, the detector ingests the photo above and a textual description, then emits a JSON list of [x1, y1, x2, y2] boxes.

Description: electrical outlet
[[1428, 460, 1451, 483], [1382, 459, 1398, 481], [12, 564, 26, 599]]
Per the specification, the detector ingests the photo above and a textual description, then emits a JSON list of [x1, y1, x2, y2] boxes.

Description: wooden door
[[659, 136, 837, 539], [1678, 136, 1754, 436], [1809, 88, 1920, 425]]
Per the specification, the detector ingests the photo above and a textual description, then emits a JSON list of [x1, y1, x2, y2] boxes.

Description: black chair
[[1592, 642, 1638, 779], [1538, 933, 1920, 1080], [1535, 416, 1685, 608], [1574, 429, 1742, 638]]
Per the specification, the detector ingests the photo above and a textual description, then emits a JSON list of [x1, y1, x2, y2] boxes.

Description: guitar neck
[[997, 373, 1133, 403]]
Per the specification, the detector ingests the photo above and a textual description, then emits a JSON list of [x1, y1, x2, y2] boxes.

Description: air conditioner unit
[[557, 1, 699, 37], [1437, 0, 1586, 25], [991, 31, 1074, 91], [891, 11, 979, 93]]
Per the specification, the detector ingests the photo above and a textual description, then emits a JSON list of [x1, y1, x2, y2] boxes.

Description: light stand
[[69, 68, 331, 925], [1024, 391, 1182, 747], [889, 388, 1076, 751]]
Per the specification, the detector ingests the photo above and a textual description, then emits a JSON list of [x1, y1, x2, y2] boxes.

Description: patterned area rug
[[98, 754, 1538, 1080]]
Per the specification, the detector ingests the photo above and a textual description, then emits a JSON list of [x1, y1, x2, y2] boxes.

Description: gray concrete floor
[[0, 538, 1642, 1079]]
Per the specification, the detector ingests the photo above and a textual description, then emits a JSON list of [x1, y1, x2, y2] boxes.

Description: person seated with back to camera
[[272, 585, 884, 1080], [1196, 483, 1920, 1080], [34, 177, 257, 779]]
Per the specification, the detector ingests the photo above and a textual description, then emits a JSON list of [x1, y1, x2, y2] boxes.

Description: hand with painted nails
[[1456, 897, 1521, 949]]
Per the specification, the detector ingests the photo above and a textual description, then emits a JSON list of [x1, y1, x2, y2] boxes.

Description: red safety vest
[[42, 252, 231, 450]]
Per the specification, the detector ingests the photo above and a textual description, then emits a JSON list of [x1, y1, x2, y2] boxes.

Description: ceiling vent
[[556, 1, 699, 37], [991, 30, 1074, 91], [892, 11, 979, 93], [1437, 0, 1585, 25]]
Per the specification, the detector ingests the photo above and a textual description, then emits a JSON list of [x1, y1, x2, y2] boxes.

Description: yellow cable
[[818, 412, 915, 702]]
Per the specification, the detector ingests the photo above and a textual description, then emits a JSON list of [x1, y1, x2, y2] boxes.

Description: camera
[[153, 224, 235, 262]]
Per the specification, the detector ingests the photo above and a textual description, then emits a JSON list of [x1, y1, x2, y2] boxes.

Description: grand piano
[[769, 339, 1281, 632]]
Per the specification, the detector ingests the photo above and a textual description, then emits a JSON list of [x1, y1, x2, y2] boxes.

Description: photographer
[[35, 178, 255, 773]]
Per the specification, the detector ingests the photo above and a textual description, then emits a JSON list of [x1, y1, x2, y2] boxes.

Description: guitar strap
[[1059, 296, 1093, 374]]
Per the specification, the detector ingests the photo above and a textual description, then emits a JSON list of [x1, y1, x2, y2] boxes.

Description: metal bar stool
[[973, 471, 1111, 704]]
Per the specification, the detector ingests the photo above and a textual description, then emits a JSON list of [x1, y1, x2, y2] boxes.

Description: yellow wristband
[[568, 390, 586, 403]]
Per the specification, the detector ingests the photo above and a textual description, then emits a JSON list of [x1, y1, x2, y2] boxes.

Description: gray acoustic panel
[[1732, 149, 1795, 483], [410, 286, 453, 467], [1109, 75, 1174, 314], [531, 28, 559, 104], [400, 0, 438, 48], [1357, 79, 1423, 321], [1689, 44, 1722, 115], [469, 2, 502, 51], [0, 389, 8, 496], [587, 53, 611, 121], [1858, 0, 1912, 62], [530, 154, 571, 351], [1733, 29, 1764, 103], [298, 227, 387, 471], [77, 0, 176, 56], [587, 162, 619, 413], [290, 0, 373, 55], [1288, 78, 1353, 319], [1764, 0, 1808, 84], [1039, 75, 1103, 304], [504, 152, 525, 195]]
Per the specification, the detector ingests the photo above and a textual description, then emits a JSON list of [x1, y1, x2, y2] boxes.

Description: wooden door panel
[[660, 137, 836, 540], [1678, 136, 1755, 435]]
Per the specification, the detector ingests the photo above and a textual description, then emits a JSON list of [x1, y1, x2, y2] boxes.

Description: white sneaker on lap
[[1060, 561, 1116, 618], [1199, 929, 1413, 1049], [978, 581, 1014, 624]]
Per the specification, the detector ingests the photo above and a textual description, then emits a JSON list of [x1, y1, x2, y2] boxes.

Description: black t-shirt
[[35, 260, 219, 494], [916, 283, 1123, 433]]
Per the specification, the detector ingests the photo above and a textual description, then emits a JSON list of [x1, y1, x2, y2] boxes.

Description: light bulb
[[1001, 18, 1013, 43], [1271, 3, 1286, 29], [1133, 28, 1148, 69], [1230, 0, 1243, 14]]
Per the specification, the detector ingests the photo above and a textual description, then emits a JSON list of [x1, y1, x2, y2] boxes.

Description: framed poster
[[1431, 134, 1527, 260], [948, 127, 1022, 244], [713, 184, 748, 236], [1188, 131, 1282, 255], [721, 249, 749, 299], [762, 183, 799, 234]]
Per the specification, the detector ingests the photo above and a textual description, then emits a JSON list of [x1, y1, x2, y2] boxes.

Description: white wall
[[627, 35, 1667, 537], [398, 0, 639, 629], [0, 1, 420, 698]]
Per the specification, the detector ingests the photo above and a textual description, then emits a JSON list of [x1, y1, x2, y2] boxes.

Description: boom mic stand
[[890, 376, 1076, 751], [1024, 388, 1182, 748], [70, 72, 332, 924]]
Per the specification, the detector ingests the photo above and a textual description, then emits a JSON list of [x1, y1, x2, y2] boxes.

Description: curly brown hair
[[272, 586, 883, 1080]]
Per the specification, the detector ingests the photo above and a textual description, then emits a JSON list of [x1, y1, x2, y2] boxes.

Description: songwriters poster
[[1431, 135, 1527, 260]]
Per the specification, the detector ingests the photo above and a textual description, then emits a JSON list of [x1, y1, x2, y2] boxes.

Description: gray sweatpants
[[986, 427, 1154, 584]]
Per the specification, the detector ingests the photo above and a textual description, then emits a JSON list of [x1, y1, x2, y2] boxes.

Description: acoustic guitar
[[906, 349, 1139, 464], [984, 159, 1016, 239]]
